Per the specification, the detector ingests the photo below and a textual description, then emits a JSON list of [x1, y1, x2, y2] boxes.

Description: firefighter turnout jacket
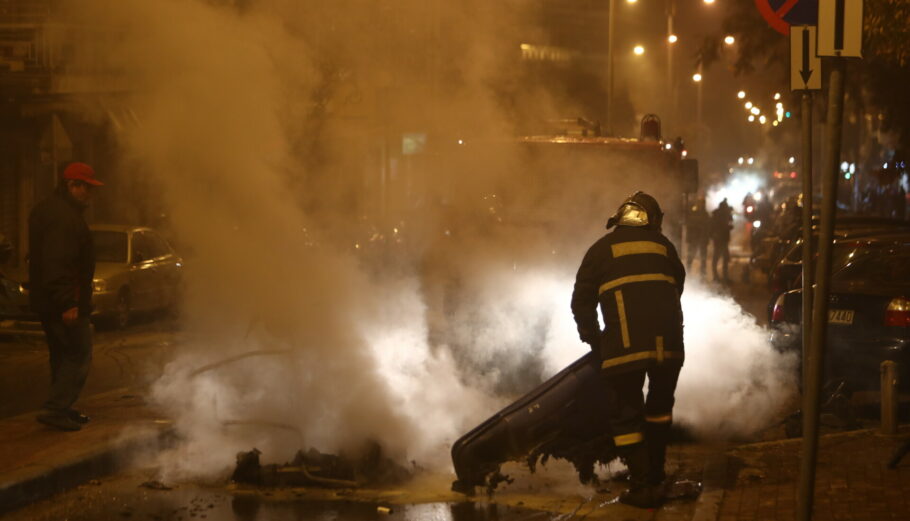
[[571, 225, 685, 375]]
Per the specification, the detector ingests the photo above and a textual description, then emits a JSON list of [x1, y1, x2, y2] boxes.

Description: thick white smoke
[[63, 0, 796, 481]]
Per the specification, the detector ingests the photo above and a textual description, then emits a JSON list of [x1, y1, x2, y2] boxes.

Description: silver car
[[90, 225, 183, 328]]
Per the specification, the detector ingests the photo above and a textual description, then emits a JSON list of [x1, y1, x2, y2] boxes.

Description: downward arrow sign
[[800, 28, 813, 86]]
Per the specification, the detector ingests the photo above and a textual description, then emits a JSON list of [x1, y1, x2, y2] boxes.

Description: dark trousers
[[40, 313, 92, 412], [712, 239, 730, 280], [686, 240, 708, 274], [603, 361, 683, 444]]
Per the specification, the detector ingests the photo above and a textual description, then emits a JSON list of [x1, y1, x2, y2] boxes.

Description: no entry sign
[[755, 0, 819, 35]]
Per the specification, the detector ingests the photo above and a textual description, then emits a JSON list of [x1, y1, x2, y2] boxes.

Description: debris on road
[[139, 480, 173, 491], [230, 442, 411, 488]]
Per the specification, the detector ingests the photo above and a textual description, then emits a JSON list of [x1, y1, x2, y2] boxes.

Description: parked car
[[753, 211, 910, 274], [90, 225, 183, 328], [770, 243, 910, 391], [0, 273, 30, 321], [0, 235, 34, 327], [768, 231, 910, 297]]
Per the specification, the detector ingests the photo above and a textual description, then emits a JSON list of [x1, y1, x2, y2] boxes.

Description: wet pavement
[[1, 442, 714, 521], [0, 470, 545, 521]]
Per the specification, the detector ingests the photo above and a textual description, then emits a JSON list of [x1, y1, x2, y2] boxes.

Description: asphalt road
[[1, 468, 549, 521], [0, 318, 179, 419]]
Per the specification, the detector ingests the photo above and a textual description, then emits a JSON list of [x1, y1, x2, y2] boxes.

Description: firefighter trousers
[[603, 360, 682, 449]]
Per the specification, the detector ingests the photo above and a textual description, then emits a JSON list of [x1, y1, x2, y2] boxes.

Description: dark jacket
[[711, 204, 734, 243], [571, 225, 686, 375], [28, 191, 95, 316]]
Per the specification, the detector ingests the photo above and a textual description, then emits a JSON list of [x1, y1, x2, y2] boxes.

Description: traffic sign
[[818, 0, 863, 57], [754, 0, 819, 36], [790, 26, 821, 91]]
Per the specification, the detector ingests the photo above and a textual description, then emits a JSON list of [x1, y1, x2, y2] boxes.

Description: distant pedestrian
[[28, 162, 103, 431], [685, 198, 709, 276], [710, 198, 733, 282]]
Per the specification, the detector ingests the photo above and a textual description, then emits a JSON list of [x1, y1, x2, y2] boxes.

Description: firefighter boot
[[645, 421, 672, 488], [618, 444, 662, 509]]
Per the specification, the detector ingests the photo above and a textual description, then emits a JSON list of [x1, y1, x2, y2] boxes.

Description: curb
[[690, 449, 727, 521], [0, 424, 174, 513]]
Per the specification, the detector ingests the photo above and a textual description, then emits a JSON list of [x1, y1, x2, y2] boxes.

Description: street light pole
[[606, 0, 615, 136], [695, 63, 703, 150], [666, 0, 676, 130]]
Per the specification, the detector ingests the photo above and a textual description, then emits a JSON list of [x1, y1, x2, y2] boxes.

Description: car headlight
[[92, 279, 107, 292]]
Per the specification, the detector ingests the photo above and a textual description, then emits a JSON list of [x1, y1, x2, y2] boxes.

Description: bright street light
[[748, 115, 756, 122], [724, 35, 735, 45], [773, 92, 781, 100], [668, 34, 678, 44], [737, 90, 746, 99], [692, 72, 703, 82], [626, 0, 638, 3], [751, 106, 761, 115], [759, 115, 767, 124], [745, 101, 753, 109], [633, 44, 645, 55], [703, 0, 715, 4]]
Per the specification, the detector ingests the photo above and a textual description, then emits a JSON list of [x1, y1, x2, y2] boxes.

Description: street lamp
[[692, 72, 703, 82], [745, 101, 753, 109], [737, 90, 746, 99], [703, 0, 715, 4], [668, 34, 678, 43], [633, 44, 645, 55], [724, 35, 735, 45]]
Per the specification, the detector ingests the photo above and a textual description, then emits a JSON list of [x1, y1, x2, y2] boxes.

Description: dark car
[[450, 352, 616, 494], [0, 235, 34, 327], [768, 231, 910, 297], [754, 212, 910, 275], [770, 244, 910, 391]]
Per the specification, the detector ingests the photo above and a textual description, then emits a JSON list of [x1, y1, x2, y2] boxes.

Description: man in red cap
[[28, 162, 103, 431]]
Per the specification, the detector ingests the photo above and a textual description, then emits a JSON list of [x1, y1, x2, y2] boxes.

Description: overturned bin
[[450, 352, 617, 495]]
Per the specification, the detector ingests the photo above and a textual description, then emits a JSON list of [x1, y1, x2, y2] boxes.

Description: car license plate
[[828, 309, 854, 325]]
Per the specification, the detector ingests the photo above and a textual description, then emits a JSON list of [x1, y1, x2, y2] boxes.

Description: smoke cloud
[[62, 0, 795, 481]]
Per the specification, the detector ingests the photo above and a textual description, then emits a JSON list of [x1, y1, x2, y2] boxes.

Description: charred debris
[[231, 442, 411, 489]]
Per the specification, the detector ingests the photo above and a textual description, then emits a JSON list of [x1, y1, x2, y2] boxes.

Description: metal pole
[[695, 63, 703, 151], [800, 92, 814, 382], [881, 361, 898, 436], [606, 0, 615, 136], [797, 59, 846, 521], [666, 0, 676, 129]]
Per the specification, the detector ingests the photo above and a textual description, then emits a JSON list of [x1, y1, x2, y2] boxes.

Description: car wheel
[[115, 290, 131, 329]]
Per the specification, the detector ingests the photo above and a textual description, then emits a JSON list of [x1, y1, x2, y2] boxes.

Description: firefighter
[[571, 191, 685, 508]]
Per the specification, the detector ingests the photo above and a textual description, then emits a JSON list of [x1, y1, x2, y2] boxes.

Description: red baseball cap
[[63, 162, 104, 186]]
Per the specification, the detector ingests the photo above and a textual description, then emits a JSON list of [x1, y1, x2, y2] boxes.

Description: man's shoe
[[619, 486, 663, 509], [65, 409, 91, 424], [36, 411, 82, 431]]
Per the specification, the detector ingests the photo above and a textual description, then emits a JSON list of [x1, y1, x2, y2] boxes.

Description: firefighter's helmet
[[607, 191, 664, 230]]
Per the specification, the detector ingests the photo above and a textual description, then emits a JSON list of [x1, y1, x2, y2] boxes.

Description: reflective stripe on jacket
[[571, 226, 685, 374]]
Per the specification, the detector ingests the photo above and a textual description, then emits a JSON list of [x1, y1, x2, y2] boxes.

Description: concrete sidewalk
[[0, 388, 173, 513], [713, 427, 910, 521]]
